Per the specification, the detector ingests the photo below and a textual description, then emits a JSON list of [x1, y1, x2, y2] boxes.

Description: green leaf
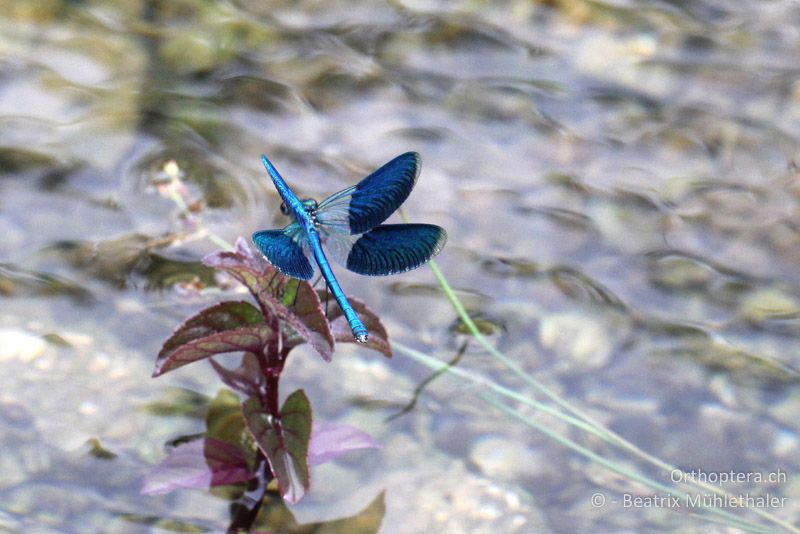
[[247, 490, 386, 533], [154, 301, 274, 376], [242, 390, 312, 504], [206, 389, 247, 447], [304, 490, 386, 533]]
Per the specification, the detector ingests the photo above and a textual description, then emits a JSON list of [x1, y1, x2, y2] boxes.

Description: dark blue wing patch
[[347, 152, 420, 234], [345, 223, 447, 276], [252, 228, 315, 280]]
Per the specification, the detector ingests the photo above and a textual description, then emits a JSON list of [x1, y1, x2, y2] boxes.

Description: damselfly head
[[302, 198, 318, 212]]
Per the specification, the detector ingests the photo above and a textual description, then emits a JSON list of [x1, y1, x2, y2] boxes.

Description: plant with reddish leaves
[[144, 238, 389, 530]]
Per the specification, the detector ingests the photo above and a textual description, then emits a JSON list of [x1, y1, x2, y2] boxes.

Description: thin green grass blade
[[414, 258, 799, 534]]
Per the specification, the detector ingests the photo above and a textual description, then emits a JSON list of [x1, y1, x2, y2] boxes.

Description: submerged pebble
[[0, 401, 51, 488], [768, 390, 800, 431], [539, 312, 613, 368], [740, 288, 800, 324], [384, 460, 548, 534], [469, 435, 543, 482], [0, 329, 47, 363]]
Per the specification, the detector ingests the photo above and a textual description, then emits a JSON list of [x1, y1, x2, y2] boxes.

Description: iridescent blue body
[[252, 152, 447, 343]]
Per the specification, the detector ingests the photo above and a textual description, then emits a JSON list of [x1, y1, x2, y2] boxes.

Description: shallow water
[[2, 1, 800, 532]]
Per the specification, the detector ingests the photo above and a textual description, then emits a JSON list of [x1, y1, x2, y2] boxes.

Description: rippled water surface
[[3, 1, 800, 532]]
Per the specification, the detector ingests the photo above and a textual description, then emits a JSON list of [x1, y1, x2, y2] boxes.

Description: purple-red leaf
[[203, 237, 276, 299], [209, 352, 266, 399], [142, 437, 251, 495], [154, 324, 277, 377], [154, 300, 270, 376], [308, 421, 381, 466], [279, 281, 334, 362], [161, 300, 265, 351], [322, 293, 391, 358], [204, 238, 335, 362], [243, 390, 312, 504]]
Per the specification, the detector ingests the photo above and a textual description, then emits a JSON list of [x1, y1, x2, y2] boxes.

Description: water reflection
[[2, 0, 800, 532]]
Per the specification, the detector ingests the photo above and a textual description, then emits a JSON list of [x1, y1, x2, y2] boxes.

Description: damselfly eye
[[279, 202, 289, 215]]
